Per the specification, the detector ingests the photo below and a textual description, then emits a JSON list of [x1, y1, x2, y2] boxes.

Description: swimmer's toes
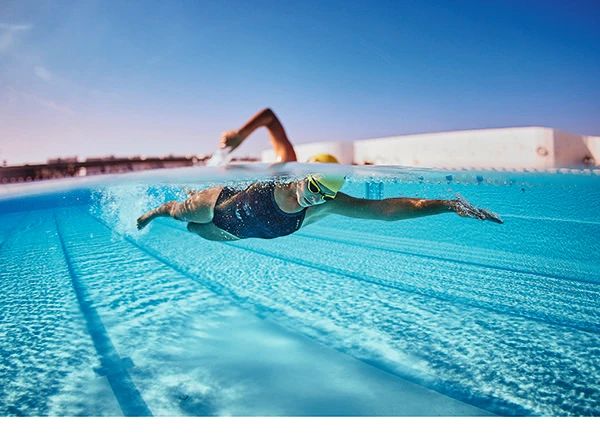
[[136, 214, 150, 230]]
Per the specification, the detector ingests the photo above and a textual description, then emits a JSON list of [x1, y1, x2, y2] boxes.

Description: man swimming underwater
[[137, 108, 502, 241]]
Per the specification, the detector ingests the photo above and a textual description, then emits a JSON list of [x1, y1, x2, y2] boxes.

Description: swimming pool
[[1, 164, 599, 416]]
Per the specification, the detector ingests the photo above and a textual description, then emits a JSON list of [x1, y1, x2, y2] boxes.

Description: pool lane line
[[296, 228, 600, 289], [53, 213, 153, 417], [139, 218, 600, 335]]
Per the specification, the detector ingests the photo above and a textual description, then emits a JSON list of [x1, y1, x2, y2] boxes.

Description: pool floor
[[1, 194, 599, 416]]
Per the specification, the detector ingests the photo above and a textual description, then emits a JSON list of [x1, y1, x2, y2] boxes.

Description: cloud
[[0, 24, 32, 31], [37, 97, 73, 114], [0, 23, 32, 53], [5, 87, 74, 115], [34, 65, 53, 82]]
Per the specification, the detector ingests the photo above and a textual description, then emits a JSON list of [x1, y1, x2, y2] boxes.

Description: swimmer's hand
[[450, 196, 503, 224], [219, 130, 244, 150]]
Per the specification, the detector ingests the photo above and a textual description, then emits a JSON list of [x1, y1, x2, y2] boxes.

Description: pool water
[[1, 165, 599, 416]]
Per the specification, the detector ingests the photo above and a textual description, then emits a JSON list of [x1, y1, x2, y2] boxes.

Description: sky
[[1, 0, 599, 165]]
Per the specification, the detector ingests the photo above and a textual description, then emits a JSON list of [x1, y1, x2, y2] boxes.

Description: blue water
[[1, 165, 599, 416]]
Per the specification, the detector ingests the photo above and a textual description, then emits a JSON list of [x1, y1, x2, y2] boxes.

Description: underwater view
[[1, 164, 599, 416]]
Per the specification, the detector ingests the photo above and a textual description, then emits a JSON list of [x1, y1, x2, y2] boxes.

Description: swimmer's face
[[295, 177, 336, 207]]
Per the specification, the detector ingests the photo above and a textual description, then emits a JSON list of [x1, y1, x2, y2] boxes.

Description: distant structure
[[3, 126, 598, 184], [262, 127, 599, 170], [0, 154, 258, 184]]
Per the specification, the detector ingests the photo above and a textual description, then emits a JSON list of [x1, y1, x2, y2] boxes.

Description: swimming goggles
[[307, 176, 337, 200]]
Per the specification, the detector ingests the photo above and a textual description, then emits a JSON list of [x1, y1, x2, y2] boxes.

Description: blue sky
[[1, 0, 599, 165]]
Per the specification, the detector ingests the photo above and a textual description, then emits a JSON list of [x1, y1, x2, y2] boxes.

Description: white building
[[262, 127, 598, 170]]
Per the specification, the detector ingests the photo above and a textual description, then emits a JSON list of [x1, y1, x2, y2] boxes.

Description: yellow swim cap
[[308, 153, 339, 164], [312, 173, 345, 193]]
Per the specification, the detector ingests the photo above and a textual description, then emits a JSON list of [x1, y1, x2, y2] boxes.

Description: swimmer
[[137, 108, 502, 240]]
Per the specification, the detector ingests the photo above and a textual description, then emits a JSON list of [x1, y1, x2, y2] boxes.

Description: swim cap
[[312, 173, 345, 193], [308, 153, 339, 164]]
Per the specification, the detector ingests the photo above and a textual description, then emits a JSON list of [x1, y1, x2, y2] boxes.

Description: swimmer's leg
[[137, 201, 178, 230], [137, 186, 223, 230], [186, 222, 240, 241]]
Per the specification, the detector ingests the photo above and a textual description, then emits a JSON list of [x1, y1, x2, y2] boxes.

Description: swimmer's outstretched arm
[[220, 108, 297, 162], [316, 193, 503, 223]]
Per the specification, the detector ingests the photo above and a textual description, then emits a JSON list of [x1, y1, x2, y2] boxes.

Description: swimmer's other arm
[[314, 193, 503, 223], [220, 108, 296, 162]]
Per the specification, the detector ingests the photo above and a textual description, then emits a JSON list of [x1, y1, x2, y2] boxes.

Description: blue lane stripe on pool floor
[[53, 213, 152, 417]]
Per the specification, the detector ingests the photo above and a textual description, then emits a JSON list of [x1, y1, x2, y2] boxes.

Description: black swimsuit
[[212, 182, 306, 239]]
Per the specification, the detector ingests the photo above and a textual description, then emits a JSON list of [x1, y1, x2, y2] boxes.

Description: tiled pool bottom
[[1, 171, 599, 416]]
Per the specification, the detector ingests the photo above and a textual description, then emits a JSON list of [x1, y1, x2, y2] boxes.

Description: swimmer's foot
[[136, 211, 155, 230], [137, 201, 178, 230], [451, 195, 503, 224], [137, 209, 160, 231]]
